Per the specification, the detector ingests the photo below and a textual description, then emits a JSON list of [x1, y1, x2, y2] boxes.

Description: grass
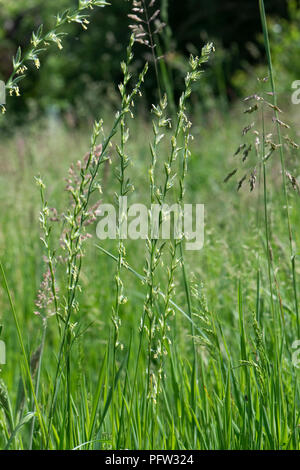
[[0, 0, 300, 450]]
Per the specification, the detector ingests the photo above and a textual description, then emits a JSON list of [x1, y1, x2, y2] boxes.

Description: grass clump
[[0, 0, 299, 451]]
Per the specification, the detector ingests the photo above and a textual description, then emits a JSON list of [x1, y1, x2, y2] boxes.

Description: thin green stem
[[0, 260, 47, 447], [259, 0, 299, 336]]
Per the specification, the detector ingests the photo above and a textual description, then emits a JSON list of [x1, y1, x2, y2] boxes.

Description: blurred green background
[[0, 0, 299, 126]]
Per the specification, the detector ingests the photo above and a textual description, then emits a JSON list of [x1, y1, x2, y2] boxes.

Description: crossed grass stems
[[37, 39, 214, 448], [0, 0, 299, 449]]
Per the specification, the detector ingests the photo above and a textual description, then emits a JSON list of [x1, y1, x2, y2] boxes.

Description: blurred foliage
[[0, 0, 294, 123], [269, 0, 300, 92], [232, 0, 300, 103]]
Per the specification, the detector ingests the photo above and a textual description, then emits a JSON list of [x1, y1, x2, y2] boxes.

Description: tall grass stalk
[[0, 260, 47, 446], [259, 0, 299, 337]]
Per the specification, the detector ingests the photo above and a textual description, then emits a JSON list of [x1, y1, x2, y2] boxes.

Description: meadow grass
[[0, 0, 300, 450]]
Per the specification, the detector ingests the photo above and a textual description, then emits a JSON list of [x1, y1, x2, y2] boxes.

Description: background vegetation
[[0, 0, 300, 450], [0, 0, 296, 120]]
